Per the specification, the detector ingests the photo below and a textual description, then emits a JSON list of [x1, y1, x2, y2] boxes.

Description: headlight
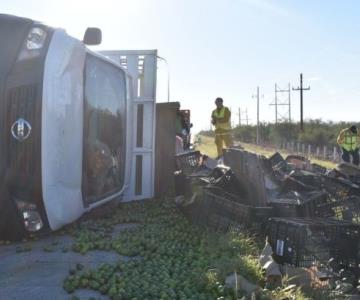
[[17, 26, 47, 61], [26, 27, 47, 50], [15, 199, 44, 232], [23, 211, 43, 232]]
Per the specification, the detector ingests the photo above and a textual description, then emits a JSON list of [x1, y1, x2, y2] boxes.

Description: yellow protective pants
[[215, 132, 232, 157]]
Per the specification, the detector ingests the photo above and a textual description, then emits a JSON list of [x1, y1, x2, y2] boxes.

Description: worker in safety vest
[[211, 97, 232, 158], [337, 125, 360, 166]]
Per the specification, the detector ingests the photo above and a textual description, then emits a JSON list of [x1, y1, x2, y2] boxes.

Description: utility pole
[[229, 107, 233, 127], [292, 73, 310, 131], [237, 107, 241, 126], [288, 83, 291, 122], [270, 83, 291, 124], [256, 87, 259, 144], [275, 84, 278, 124], [252, 87, 260, 144], [230, 108, 236, 128]]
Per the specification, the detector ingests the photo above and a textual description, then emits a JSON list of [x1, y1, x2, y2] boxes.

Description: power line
[[269, 83, 291, 123], [236, 107, 250, 126], [245, 108, 250, 125]]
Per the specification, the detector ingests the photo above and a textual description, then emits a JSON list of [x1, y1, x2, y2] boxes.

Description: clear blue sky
[[3, 0, 360, 132]]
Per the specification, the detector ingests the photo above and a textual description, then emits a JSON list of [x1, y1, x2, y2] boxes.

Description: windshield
[[83, 54, 127, 204]]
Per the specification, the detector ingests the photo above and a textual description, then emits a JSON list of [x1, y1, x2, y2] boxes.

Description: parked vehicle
[[0, 14, 157, 239]]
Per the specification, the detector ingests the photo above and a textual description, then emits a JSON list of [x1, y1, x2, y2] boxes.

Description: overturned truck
[[0, 14, 168, 239]]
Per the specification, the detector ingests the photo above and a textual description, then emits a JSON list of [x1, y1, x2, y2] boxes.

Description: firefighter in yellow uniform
[[337, 125, 360, 166], [211, 97, 232, 158]]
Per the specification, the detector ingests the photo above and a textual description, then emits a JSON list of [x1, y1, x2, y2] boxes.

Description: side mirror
[[190, 123, 193, 128], [83, 28, 102, 45]]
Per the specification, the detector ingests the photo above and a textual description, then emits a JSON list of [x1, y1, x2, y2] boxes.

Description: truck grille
[[7, 84, 39, 175]]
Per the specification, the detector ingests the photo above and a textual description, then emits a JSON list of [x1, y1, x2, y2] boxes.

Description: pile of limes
[[63, 198, 263, 299]]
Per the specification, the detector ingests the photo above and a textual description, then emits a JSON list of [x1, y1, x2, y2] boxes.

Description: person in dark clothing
[[176, 109, 191, 150]]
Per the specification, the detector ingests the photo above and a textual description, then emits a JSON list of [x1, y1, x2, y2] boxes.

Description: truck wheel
[[0, 187, 27, 241]]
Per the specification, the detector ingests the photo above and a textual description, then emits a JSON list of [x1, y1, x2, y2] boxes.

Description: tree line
[[199, 120, 359, 148]]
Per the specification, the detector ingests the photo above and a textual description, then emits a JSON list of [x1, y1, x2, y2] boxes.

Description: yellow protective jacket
[[212, 106, 231, 132], [337, 128, 360, 151]]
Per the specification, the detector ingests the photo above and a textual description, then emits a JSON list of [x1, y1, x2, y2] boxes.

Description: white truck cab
[[0, 14, 157, 239]]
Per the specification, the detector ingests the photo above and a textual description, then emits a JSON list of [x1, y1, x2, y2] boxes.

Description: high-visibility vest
[[341, 130, 359, 151], [212, 107, 231, 131]]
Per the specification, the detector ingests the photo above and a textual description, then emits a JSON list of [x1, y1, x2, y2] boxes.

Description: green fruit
[[80, 278, 89, 288], [108, 286, 117, 297], [23, 244, 32, 252], [99, 285, 108, 294], [73, 278, 80, 289], [64, 284, 75, 294], [83, 270, 92, 279], [90, 280, 100, 290], [43, 245, 55, 252], [69, 268, 76, 275]]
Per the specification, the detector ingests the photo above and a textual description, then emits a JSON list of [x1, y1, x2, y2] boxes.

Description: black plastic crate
[[205, 168, 249, 203], [320, 175, 360, 198], [176, 196, 204, 225], [175, 151, 202, 175], [269, 198, 303, 218], [311, 163, 327, 175], [199, 166, 230, 185], [268, 152, 284, 166], [268, 152, 289, 172], [349, 175, 360, 185], [308, 195, 360, 223], [202, 187, 271, 231], [269, 191, 328, 218], [266, 217, 360, 269], [203, 187, 253, 227]]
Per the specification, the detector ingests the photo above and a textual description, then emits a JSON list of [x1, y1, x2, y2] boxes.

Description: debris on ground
[[174, 148, 360, 298]]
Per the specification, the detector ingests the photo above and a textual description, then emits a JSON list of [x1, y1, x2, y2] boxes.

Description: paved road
[[0, 224, 136, 300]]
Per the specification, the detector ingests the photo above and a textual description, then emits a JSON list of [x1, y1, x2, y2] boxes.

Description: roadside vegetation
[[200, 119, 358, 149]]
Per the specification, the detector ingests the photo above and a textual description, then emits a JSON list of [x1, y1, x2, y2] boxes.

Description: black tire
[[0, 186, 27, 241]]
